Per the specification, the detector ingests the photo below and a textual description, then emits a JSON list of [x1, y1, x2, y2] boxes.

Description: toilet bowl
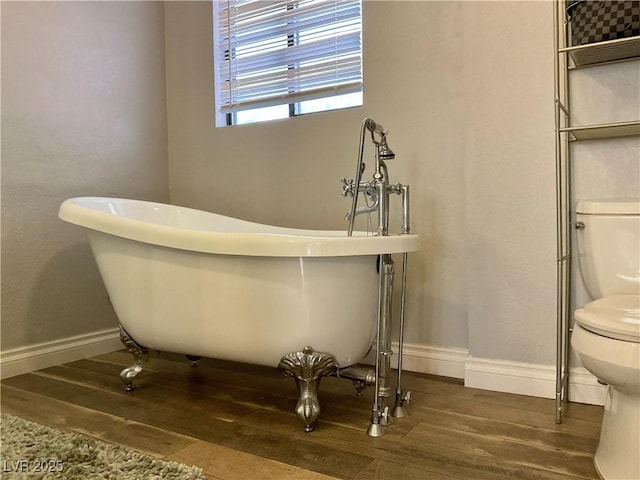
[[572, 298, 640, 479], [571, 201, 640, 480]]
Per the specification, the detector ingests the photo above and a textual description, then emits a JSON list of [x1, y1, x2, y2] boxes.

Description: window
[[214, 0, 363, 126]]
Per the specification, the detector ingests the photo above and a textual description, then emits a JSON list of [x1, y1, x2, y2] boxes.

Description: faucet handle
[[341, 177, 355, 197]]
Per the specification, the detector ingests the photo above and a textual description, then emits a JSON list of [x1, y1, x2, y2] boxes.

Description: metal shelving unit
[[553, 1, 640, 424]]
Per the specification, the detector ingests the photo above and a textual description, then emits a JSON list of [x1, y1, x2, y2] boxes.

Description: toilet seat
[[574, 294, 640, 343]]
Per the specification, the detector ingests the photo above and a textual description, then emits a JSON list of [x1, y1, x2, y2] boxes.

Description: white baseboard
[[391, 342, 469, 379], [465, 356, 556, 399], [364, 343, 607, 406], [0, 328, 121, 379], [464, 356, 607, 406]]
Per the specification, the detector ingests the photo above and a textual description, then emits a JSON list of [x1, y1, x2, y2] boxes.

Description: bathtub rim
[[59, 197, 420, 257]]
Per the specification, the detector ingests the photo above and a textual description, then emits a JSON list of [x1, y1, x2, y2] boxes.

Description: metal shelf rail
[[553, 0, 571, 424], [553, 0, 640, 423]]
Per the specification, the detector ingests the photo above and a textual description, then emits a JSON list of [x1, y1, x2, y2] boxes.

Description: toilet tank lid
[[576, 200, 640, 215]]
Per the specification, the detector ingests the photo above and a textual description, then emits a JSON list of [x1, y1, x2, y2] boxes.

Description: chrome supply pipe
[[367, 253, 388, 438], [367, 254, 394, 437], [393, 252, 411, 418], [378, 255, 395, 425], [335, 366, 377, 385], [394, 184, 412, 417], [334, 366, 376, 396]]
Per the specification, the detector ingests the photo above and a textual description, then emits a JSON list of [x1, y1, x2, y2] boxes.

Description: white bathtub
[[59, 197, 419, 368]]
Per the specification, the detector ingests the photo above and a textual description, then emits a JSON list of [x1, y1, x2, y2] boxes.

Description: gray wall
[[461, 1, 558, 363], [1, 1, 169, 351]]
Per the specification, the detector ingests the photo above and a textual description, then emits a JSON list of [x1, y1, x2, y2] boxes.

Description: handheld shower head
[[378, 132, 395, 160], [363, 118, 395, 160]]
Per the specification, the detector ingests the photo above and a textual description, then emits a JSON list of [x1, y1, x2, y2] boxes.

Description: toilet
[[571, 200, 640, 480]]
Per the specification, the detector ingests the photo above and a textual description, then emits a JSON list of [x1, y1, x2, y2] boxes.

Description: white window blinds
[[214, 0, 362, 114]]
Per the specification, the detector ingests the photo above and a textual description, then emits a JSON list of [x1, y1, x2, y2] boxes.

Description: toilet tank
[[576, 201, 640, 299]]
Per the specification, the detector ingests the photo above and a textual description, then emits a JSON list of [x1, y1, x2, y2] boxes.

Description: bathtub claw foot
[[278, 346, 337, 432], [119, 325, 149, 392]]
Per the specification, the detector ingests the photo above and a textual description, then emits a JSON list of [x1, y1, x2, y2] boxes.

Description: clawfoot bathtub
[[59, 197, 419, 431]]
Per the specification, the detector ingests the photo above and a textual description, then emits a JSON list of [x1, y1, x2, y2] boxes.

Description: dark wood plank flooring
[[1, 351, 603, 479]]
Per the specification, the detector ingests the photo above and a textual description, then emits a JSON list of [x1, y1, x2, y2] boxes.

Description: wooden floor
[[1, 351, 603, 480]]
